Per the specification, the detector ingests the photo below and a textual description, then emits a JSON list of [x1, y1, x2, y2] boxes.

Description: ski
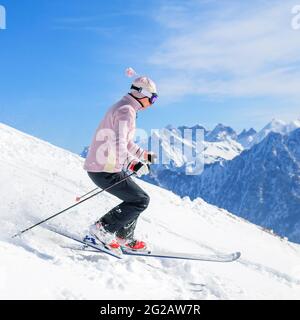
[[121, 248, 241, 263], [61, 242, 240, 262], [61, 244, 100, 253], [44, 224, 122, 259], [43, 225, 240, 263]]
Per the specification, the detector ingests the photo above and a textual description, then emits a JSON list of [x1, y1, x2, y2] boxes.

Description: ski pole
[[76, 162, 154, 202], [12, 172, 136, 238], [75, 187, 98, 202]]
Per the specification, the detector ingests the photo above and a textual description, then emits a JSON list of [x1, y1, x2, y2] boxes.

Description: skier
[[84, 76, 158, 251]]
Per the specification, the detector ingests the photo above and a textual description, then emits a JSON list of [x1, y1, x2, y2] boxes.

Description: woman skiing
[[84, 76, 158, 251]]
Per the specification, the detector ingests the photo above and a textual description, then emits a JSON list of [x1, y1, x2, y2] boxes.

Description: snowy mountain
[[140, 125, 243, 167], [197, 129, 300, 243], [177, 124, 209, 137], [237, 128, 257, 148], [206, 123, 238, 142], [138, 125, 244, 171], [250, 119, 300, 147], [149, 129, 300, 244], [203, 139, 243, 164], [80, 123, 243, 167], [286, 119, 300, 133], [1, 122, 300, 299]]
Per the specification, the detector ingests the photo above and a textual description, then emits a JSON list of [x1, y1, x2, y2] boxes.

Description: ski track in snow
[[151, 216, 300, 288], [1, 122, 300, 299]]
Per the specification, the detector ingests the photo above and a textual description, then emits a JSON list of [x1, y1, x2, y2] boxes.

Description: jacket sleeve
[[114, 105, 139, 169], [127, 140, 145, 161]]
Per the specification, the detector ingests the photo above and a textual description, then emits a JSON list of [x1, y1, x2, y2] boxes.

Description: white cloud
[[150, 0, 300, 99]]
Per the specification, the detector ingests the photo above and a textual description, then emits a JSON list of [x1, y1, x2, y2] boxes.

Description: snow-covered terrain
[[250, 119, 300, 147], [1, 122, 300, 299], [206, 123, 238, 142], [237, 128, 257, 148], [145, 128, 300, 244], [197, 129, 300, 243], [142, 126, 243, 167]]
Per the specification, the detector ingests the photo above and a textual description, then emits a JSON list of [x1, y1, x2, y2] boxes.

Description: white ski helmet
[[130, 76, 158, 104], [131, 76, 157, 92]]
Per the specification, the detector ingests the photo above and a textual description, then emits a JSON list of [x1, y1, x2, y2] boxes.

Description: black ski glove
[[128, 160, 150, 177], [145, 152, 157, 164]]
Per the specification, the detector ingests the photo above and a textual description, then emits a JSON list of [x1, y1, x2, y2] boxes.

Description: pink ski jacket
[[84, 94, 146, 173]]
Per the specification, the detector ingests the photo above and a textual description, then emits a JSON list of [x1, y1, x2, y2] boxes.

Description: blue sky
[[0, 0, 300, 153]]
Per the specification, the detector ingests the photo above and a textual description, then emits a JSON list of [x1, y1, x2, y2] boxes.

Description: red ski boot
[[89, 222, 120, 249], [116, 237, 147, 251]]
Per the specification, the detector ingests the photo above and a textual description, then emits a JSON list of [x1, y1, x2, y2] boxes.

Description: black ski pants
[[87, 171, 150, 239]]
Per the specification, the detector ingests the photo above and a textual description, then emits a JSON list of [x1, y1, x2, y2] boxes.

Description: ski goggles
[[131, 85, 158, 105]]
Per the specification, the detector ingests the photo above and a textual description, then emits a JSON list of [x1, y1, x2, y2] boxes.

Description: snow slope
[[1, 122, 300, 299]]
